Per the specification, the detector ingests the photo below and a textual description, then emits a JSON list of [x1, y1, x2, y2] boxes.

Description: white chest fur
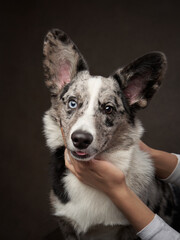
[[50, 147, 155, 234], [51, 173, 129, 233]]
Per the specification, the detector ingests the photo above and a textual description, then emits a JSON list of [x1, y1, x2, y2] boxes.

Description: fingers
[[64, 149, 89, 179], [90, 159, 113, 173], [64, 149, 77, 175], [65, 149, 108, 175], [64, 148, 121, 181]]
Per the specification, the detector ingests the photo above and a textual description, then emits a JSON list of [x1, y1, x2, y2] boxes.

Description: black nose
[[71, 130, 93, 149]]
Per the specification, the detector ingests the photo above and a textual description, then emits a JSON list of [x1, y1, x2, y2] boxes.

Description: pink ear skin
[[57, 62, 71, 89], [123, 77, 146, 105], [43, 29, 89, 93]]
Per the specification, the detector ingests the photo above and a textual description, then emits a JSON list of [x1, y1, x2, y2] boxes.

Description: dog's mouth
[[71, 151, 92, 161]]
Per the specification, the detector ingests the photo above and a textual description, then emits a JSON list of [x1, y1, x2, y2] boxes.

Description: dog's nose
[[71, 130, 93, 149]]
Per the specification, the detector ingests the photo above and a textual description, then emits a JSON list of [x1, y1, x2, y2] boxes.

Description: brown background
[[1, 0, 180, 239]]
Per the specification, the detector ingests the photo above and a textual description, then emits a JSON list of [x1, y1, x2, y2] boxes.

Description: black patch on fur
[[114, 97, 120, 108], [52, 29, 70, 44], [51, 147, 70, 203], [60, 81, 75, 101], [72, 44, 77, 51], [121, 52, 165, 81], [77, 58, 87, 72], [142, 79, 159, 103], [79, 102, 83, 109], [153, 180, 175, 221], [113, 73, 123, 89], [171, 186, 180, 232], [60, 84, 70, 100], [120, 110, 125, 115], [153, 201, 161, 214], [57, 217, 78, 240], [105, 117, 114, 127], [120, 93, 135, 125], [112, 75, 135, 124], [164, 197, 174, 217], [67, 109, 74, 115]]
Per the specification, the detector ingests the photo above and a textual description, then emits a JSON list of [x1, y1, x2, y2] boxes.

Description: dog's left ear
[[111, 52, 167, 109], [43, 29, 88, 94]]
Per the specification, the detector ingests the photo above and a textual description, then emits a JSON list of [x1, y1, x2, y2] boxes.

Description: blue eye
[[68, 100, 78, 109]]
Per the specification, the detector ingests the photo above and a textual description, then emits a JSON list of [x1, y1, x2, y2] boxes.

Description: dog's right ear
[[43, 29, 88, 94], [111, 52, 167, 110]]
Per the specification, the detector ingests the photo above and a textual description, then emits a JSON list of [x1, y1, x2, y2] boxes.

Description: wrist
[[146, 146, 157, 159], [107, 181, 129, 205], [107, 183, 155, 232]]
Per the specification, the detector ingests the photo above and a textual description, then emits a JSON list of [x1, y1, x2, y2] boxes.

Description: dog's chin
[[70, 151, 95, 162]]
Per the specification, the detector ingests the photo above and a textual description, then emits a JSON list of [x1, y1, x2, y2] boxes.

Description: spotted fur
[[43, 29, 175, 240]]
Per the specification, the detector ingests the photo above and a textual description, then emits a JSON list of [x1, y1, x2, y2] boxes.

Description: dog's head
[[43, 29, 167, 161]]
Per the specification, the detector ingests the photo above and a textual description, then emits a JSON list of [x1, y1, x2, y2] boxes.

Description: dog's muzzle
[[70, 130, 95, 160]]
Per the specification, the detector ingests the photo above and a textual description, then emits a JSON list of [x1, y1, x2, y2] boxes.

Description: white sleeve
[[137, 214, 180, 240], [160, 154, 180, 187]]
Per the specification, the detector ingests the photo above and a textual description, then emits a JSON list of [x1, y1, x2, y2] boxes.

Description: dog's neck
[[99, 148, 134, 174]]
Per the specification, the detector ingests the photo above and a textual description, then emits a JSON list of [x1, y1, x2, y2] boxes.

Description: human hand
[[64, 149, 126, 196]]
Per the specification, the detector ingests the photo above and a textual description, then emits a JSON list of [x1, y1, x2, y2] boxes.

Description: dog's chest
[[51, 172, 129, 233], [51, 148, 154, 233]]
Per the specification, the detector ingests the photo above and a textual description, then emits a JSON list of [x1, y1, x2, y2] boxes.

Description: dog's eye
[[105, 105, 114, 114], [68, 100, 78, 109]]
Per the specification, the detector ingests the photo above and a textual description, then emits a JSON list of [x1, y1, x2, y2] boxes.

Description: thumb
[[90, 159, 113, 172], [90, 159, 125, 179]]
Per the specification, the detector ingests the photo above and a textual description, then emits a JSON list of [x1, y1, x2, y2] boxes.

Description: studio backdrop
[[1, 1, 180, 239]]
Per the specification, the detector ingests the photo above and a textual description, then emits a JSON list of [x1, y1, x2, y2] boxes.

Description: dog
[[43, 29, 175, 240]]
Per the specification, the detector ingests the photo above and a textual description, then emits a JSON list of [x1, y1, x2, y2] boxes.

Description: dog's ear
[[43, 29, 88, 94], [111, 52, 167, 109]]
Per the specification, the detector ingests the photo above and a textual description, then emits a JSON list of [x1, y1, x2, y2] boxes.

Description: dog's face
[[58, 73, 129, 160], [43, 29, 167, 161]]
